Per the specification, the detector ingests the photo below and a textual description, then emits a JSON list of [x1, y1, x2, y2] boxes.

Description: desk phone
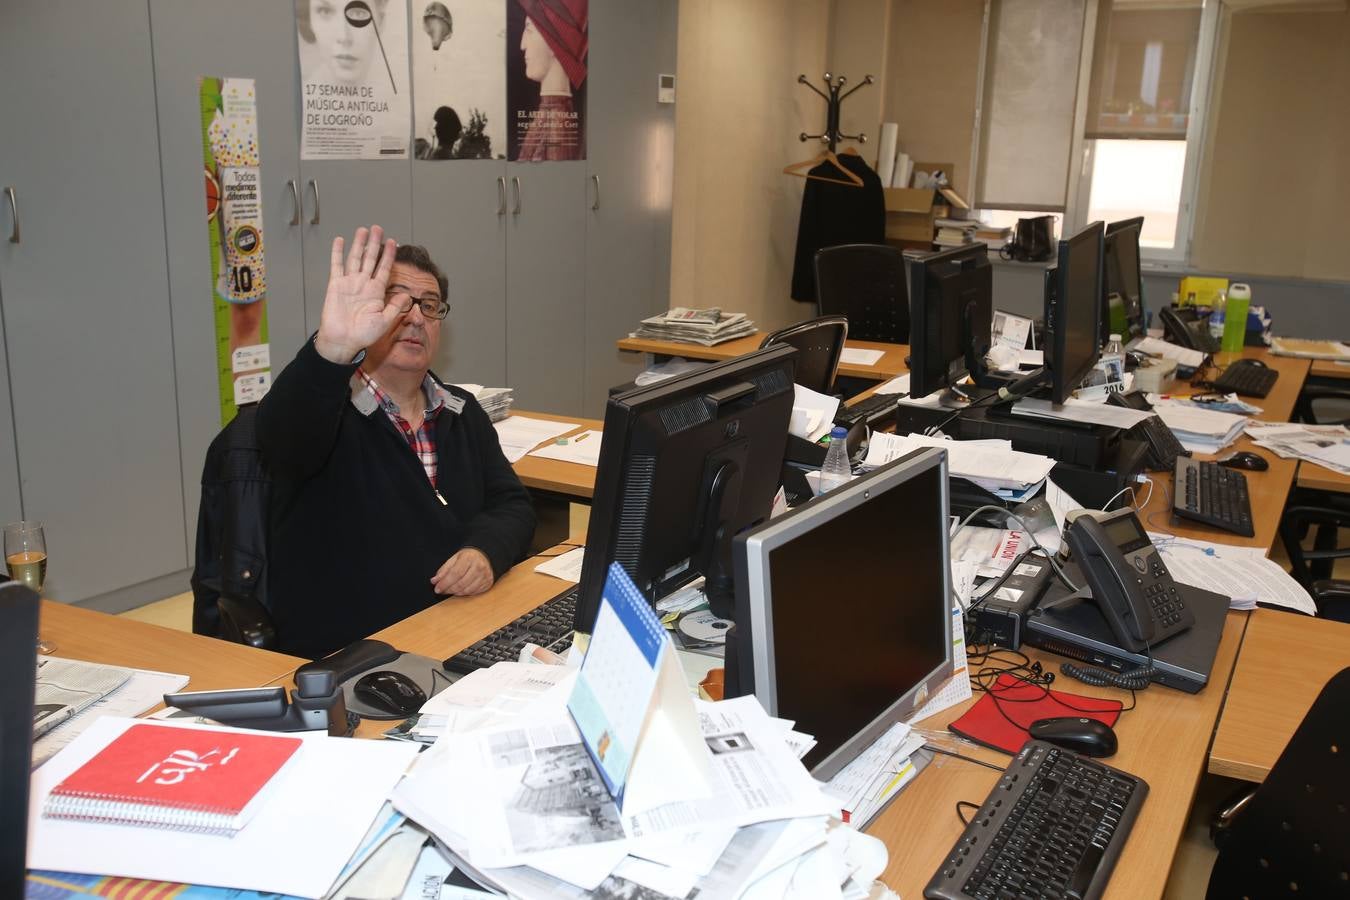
[[1067, 508, 1194, 653]]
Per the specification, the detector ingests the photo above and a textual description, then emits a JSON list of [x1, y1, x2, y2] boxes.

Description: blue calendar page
[[567, 562, 668, 807]]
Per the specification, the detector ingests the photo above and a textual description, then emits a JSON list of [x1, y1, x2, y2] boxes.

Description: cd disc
[[679, 611, 732, 644]]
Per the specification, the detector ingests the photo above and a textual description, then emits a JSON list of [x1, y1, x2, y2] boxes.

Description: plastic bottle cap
[[1109, 334, 1122, 342], [830, 426, 847, 439]]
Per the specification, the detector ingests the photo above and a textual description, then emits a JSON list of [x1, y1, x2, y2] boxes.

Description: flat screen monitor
[[731, 448, 954, 779], [1103, 217, 1146, 343], [906, 243, 993, 401], [0, 580, 39, 897], [1046, 221, 1105, 404], [572, 344, 797, 632]]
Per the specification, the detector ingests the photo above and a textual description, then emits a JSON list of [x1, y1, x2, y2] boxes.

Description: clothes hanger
[[782, 149, 864, 187]]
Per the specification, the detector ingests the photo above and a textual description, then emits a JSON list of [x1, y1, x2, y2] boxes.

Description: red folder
[[949, 673, 1123, 755]]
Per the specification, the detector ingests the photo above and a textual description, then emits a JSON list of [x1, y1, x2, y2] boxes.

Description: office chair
[[813, 243, 909, 344], [758, 315, 848, 395], [1277, 495, 1350, 623], [1205, 666, 1350, 899], [1293, 384, 1350, 426]]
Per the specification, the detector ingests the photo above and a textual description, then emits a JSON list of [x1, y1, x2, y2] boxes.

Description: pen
[[573, 432, 590, 443]]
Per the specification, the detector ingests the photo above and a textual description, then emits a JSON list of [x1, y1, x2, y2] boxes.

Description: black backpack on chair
[[190, 403, 277, 649]]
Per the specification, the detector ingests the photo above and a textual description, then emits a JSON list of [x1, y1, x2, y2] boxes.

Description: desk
[[616, 334, 911, 380], [1209, 609, 1350, 783], [1296, 460, 1350, 493], [40, 600, 303, 694], [1309, 358, 1350, 381], [505, 409, 601, 550]]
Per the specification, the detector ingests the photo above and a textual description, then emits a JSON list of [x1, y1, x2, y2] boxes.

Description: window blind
[[974, 0, 1087, 211], [1085, 0, 1203, 140]]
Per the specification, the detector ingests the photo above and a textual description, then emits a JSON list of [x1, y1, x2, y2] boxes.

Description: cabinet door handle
[[286, 179, 301, 226], [511, 176, 521, 215], [496, 176, 507, 216], [307, 178, 321, 225], [590, 174, 600, 211], [4, 187, 18, 244]]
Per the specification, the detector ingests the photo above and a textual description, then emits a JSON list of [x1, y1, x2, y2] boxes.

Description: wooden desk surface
[[616, 334, 911, 380], [1296, 460, 1350, 493], [1209, 608, 1350, 782], [871, 610, 1248, 900], [507, 409, 601, 499], [1310, 358, 1350, 380], [41, 600, 304, 695]]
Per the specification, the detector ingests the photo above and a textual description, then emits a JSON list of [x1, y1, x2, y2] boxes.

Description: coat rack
[[797, 72, 875, 152]]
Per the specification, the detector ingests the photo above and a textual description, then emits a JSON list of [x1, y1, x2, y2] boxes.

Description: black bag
[[1000, 215, 1056, 262]]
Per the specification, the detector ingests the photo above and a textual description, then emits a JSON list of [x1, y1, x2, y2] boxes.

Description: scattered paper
[[494, 416, 579, 464], [534, 547, 585, 583], [873, 373, 910, 395], [951, 527, 1031, 578], [1247, 422, 1350, 476], [32, 665, 190, 768], [863, 432, 1054, 492], [526, 430, 602, 467], [1134, 336, 1207, 369], [823, 723, 925, 827], [838, 348, 885, 367], [791, 383, 841, 443], [1150, 402, 1248, 454], [1148, 532, 1317, 616], [1012, 397, 1153, 430], [1019, 348, 1044, 367]]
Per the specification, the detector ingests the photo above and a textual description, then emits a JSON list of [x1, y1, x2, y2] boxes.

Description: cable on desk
[[956, 800, 981, 825], [953, 504, 1080, 594], [925, 744, 1006, 773], [1060, 661, 1160, 691]]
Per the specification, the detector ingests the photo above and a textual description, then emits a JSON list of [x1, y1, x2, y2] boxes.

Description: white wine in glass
[[5, 521, 52, 652]]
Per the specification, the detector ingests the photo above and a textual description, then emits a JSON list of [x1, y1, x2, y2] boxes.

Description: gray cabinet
[[0, 0, 184, 601]]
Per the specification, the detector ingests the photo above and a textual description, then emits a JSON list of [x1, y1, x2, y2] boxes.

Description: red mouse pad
[[949, 673, 1123, 755]]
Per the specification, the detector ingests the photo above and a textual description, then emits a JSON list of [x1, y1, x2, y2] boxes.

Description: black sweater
[[256, 340, 536, 658]]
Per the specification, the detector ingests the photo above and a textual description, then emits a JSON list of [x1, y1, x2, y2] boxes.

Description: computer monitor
[[572, 344, 797, 632], [0, 580, 39, 897], [1103, 217, 1146, 343], [907, 243, 994, 404], [1044, 221, 1105, 404], [730, 448, 954, 779]]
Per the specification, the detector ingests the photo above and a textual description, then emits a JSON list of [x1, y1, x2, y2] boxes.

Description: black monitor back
[[1048, 223, 1105, 404], [573, 345, 797, 631], [0, 580, 39, 897], [907, 243, 993, 398], [1103, 217, 1145, 343]]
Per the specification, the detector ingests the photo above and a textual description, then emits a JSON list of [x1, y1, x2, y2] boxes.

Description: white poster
[[411, 2, 506, 159], [297, 0, 411, 160]]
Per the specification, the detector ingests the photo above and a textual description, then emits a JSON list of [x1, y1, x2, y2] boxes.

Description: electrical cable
[[1102, 485, 1134, 511], [956, 800, 981, 825], [923, 744, 1006, 773], [923, 389, 1006, 438], [953, 504, 1080, 593]]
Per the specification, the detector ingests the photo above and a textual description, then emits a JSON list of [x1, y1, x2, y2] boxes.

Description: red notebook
[[43, 722, 302, 836], [949, 673, 1123, 755]]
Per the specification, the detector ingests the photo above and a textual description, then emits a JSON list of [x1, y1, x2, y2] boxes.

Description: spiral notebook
[[42, 722, 302, 836]]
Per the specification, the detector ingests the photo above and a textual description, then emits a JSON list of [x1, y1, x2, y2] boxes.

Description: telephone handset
[[1066, 508, 1194, 652], [1158, 305, 1220, 354]]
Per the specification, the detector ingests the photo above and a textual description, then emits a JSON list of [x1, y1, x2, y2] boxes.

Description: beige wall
[[668, 0, 832, 332], [1191, 8, 1350, 281]]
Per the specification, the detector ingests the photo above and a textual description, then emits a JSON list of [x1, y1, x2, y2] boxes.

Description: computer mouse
[[1217, 451, 1269, 472], [353, 670, 426, 717], [1028, 716, 1118, 758], [1245, 358, 1268, 369]]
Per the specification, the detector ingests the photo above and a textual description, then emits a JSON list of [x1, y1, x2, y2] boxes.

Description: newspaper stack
[[1246, 422, 1350, 476], [1147, 399, 1249, 454], [388, 662, 897, 899], [633, 306, 758, 347], [455, 383, 514, 422]]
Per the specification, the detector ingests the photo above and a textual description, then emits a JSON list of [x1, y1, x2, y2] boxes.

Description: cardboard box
[[883, 162, 965, 246]]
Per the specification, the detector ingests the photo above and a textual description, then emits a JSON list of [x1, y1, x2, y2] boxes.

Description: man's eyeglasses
[[385, 285, 449, 320]]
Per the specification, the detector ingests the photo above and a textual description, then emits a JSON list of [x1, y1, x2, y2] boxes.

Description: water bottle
[[1208, 293, 1227, 343], [818, 426, 852, 493], [1222, 283, 1251, 352], [1099, 333, 1126, 393]]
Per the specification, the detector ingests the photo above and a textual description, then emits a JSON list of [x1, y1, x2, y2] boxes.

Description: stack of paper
[[823, 722, 926, 828], [1148, 401, 1248, 454], [1148, 532, 1317, 616], [1246, 422, 1350, 475], [861, 432, 1055, 499], [632, 308, 758, 346], [791, 383, 840, 442], [493, 415, 579, 464], [455, 383, 514, 422], [1269, 337, 1350, 361]]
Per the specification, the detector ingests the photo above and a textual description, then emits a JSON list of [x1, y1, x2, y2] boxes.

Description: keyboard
[[924, 741, 1148, 900], [834, 392, 899, 429], [442, 584, 578, 675], [1173, 457, 1254, 537], [1209, 359, 1279, 398]]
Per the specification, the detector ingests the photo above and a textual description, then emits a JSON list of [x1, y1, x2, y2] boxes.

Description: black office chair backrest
[[1205, 666, 1350, 899], [813, 243, 909, 344], [759, 315, 848, 395], [0, 581, 38, 898]]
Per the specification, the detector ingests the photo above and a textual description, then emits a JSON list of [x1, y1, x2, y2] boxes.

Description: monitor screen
[[1103, 217, 1145, 342], [732, 449, 953, 779], [907, 243, 993, 399], [1049, 222, 1105, 404], [572, 345, 797, 632]]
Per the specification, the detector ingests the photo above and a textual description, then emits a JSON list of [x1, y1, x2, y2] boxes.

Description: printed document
[[1149, 533, 1317, 616], [838, 348, 885, 366], [527, 430, 603, 467], [494, 416, 579, 463]]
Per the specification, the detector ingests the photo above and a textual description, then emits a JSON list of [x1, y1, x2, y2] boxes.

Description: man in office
[[257, 225, 536, 658]]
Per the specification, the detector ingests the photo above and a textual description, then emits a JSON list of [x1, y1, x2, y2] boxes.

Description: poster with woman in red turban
[[507, 0, 587, 161]]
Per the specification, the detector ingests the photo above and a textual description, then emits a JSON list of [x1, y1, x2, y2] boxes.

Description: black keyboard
[[443, 585, 578, 675], [1173, 457, 1254, 537], [835, 392, 900, 429], [1210, 359, 1279, 398], [924, 741, 1147, 900]]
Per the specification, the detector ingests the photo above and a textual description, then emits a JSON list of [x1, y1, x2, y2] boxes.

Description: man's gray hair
[[393, 244, 449, 303]]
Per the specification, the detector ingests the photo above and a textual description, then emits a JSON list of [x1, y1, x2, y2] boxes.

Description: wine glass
[[5, 521, 53, 653]]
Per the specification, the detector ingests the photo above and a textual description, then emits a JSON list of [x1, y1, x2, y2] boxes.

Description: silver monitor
[[732, 448, 954, 780]]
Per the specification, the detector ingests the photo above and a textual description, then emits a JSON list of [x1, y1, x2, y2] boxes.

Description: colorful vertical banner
[[507, 0, 588, 161], [297, 0, 411, 160], [200, 77, 272, 425]]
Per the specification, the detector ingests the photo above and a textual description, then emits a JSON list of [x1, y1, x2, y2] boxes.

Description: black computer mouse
[[1245, 358, 1268, 369], [353, 670, 427, 717], [1217, 451, 1269, 472], [1028, 717, 1118, 758]]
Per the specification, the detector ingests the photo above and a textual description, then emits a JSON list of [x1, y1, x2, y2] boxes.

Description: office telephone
[[1158, 305, 1220, 354], [1066, 508, 1194, 652]]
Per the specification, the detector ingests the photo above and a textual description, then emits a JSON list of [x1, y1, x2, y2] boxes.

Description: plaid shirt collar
[[349, 370, 463, 419]]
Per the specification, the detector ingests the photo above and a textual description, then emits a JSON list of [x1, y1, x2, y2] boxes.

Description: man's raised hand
[[313, 225, 401, 364]]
